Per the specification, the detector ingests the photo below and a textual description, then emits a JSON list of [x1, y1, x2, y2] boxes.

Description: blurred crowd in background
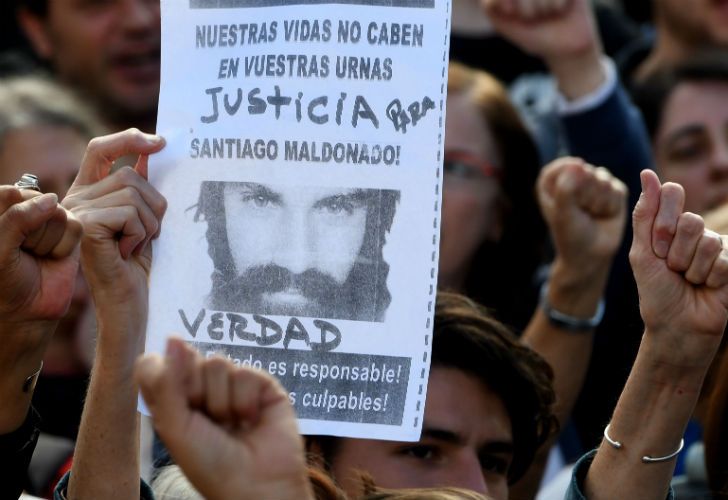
[[1, 0, 728, 499]]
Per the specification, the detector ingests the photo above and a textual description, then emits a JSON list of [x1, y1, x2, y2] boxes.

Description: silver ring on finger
[[13, 173, 41, 192]]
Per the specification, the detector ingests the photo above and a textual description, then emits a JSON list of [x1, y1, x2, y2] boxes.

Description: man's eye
[[320, 196, 354, 215], [400, 445, 439, 461], [480, 454, 508, 475], [241, 194, 272, 208]]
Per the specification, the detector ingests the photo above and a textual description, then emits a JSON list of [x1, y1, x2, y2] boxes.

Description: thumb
[[631, 170, 661, 254], [0, 193, 60, 255], [74, 129, 165, 187]]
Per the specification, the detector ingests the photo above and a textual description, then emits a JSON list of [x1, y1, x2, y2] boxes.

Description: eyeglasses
[[443, 151, 502, 182]]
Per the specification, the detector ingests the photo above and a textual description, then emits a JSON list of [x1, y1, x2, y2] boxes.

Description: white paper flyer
[[145, 0, 450, 441]]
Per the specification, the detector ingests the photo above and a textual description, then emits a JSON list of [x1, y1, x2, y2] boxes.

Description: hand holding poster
[[145, 0, 450, 440]]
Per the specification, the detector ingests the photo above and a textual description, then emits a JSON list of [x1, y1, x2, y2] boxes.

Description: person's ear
[[18, 8, 55, 59]]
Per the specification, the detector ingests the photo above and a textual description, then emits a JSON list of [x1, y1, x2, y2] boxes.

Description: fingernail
[[654, 240, 669, 258], [37, 193, 58, 211], [146, 135, 164, 145]]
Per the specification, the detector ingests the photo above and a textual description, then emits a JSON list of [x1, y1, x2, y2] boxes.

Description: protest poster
[[144, 0, 451, 441]]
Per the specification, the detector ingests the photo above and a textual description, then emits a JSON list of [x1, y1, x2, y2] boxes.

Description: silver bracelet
[[603, 424, 685, 464], [539, 281, 605, 332]]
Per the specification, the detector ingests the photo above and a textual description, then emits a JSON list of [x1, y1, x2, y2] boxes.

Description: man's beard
[[210, 264, 353, 318]]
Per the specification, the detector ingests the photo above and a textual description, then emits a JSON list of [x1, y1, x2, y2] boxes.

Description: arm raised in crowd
[[135, 338, 314, 500], [484, 0, 649, 205], [526, 157, 627, 421], [0, 187, 81, 498], [583, 170, 728, 499], [514, 157, 626, 496], [0, 187, 82, 432], [483, 0, 604, 101], [59, 129, 166, 499]]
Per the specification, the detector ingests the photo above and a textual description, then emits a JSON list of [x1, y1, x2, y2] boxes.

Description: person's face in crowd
[[656, 0, 728, 47], [654, 81, 728, 214], [439, 92, 503, 289], [20, 0, 160, 126], [222, 183, 368, 316], [0, 125, 94, 372], [327, 367, 513, 500]]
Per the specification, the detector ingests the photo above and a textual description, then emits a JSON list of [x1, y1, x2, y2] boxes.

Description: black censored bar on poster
[[191, 0, 434, 9], [190, 341, 411, 425]]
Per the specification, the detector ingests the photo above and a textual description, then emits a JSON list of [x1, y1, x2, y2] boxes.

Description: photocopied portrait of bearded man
[[195, 180, 401, 322]]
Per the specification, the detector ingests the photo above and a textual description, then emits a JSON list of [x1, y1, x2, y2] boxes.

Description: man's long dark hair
[[195, 181, 400, 322]]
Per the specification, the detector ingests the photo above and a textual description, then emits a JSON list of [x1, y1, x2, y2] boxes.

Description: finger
[[26, 207, 69, 256], [203, 356, 234, 423], [73, 129, 165, 187], [631, 170, 661, 255], [574, 165, 605, 210], [0, 186, 25, 213], [186, 350, 206, 410], [135, 154, 150, 180], [80, 185, 161, 253], [48, 212, 83, 259], [707, 247, 728, 289], [553, 160, 588, 211], [22, 217, 51, 251], [167, 338, 205, 409], [78, 205, 146, 260], [65, 166, 167, 221], [581, 168, 624, 217], [666, 212, 704, 273], [538, 156, 582, 191], [652, 183, 685, 259], [229, 367, 269, 426], [536, 158, 565, 210], [0, 193, 61, 255], [136, 339, 196, 442], [607, 178, 629, 216], [685, 230, 722, 285]]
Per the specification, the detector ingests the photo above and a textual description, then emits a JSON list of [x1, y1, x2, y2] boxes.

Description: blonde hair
[[0, 76, 104, 150]]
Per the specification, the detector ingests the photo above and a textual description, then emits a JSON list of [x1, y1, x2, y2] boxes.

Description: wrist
[[639, 328, 720, 383], [547, 47, 605, 101], [0, 323, 50, 433], [94, 320, 147, 375], [548, 259, 610, 317]]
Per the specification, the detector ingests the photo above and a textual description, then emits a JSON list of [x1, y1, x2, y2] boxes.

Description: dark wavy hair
[[309, 291, 557, 486], [446, 62, 547, 332], [195, 181, 400, 321]]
